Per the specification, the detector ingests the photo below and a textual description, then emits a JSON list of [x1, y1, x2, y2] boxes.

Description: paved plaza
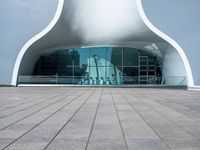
[[0, 87, 200, 150]]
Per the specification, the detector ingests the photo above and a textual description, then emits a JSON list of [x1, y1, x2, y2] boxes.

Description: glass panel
[[123, 48, 138, 66], [105, 66, 123, 85], [29, 47, 165, 85], [123, 67, 138, 77], [34, 53, 57, 75], [75, 48, 90, 68], [106, 47, 113, 64], [111, 47, 122, 66], [58, 76, 73, 84], [122, 67, 138, 84], [89, 47, 107, 67]]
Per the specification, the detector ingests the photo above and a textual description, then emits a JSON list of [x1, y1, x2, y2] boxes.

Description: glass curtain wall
[[32, 47, 162, 85]]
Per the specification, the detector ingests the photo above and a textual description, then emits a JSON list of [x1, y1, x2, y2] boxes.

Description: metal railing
[[17, 75, 187, 86]]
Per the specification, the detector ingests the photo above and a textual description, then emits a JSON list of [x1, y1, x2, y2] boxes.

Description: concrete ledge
[[17, 84, 187, 89], [188, 86, 200, 91]]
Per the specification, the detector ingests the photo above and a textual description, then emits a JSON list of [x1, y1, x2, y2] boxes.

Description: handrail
[[17, 75, 186, 86]]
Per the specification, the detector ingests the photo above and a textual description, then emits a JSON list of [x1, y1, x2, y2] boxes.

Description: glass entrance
[[19, 47, 162, 85]]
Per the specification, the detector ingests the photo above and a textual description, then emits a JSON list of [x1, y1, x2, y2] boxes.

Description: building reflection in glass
[[33, 47, 162, 85]]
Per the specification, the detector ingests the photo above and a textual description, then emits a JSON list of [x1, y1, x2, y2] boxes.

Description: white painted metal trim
[[11, 0, 64, 86], [136, 0, 194, 87]]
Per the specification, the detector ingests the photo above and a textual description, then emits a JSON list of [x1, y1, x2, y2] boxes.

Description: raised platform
[[0, 87, 200, 149]]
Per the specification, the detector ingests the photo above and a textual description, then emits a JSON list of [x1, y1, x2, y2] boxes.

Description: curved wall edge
[[136, 0, 194, 87], [12, 0, 195, 87], [11, 0, 64, 86]]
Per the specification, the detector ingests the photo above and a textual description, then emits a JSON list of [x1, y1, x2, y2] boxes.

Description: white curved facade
[[1, 0, 200, 87]]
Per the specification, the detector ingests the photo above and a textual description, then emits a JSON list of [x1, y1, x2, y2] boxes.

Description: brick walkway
[[0, 87, 200, 150]]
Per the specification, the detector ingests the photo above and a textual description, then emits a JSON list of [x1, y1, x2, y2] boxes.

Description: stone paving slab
[[0, 87, 199, 150]]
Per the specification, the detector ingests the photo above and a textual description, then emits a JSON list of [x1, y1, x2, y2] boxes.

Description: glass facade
[[31, 47, 162, 85]]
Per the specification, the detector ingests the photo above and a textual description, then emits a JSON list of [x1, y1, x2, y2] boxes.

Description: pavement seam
[[0, 93, 50, 109], [151, 95, 200, 124], [118, 89, 172, 150], [84, 88, 103, 150], [0, 93, 63, 120], [1, 88, 88, 150], [0, 89, 78, 131], [129, 89, 200, 140], [134, 94, 200, 142], [43, 89, 96, 150], [110, 89, 129, 150]]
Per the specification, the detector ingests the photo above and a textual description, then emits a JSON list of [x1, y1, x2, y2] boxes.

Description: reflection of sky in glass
[[74, 47, 112, 66]]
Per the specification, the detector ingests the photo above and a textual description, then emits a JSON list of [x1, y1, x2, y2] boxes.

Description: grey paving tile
[[46, 139, 87, 150], [126, 139, 168, 150], [87, 138, 127, 150], [0, 94, 69, 130], [3, 90, 92, 150], [46, 90, 101, 149], [111, 90, 168, 150], [0, 87, 199, 150], [0, 138, 14, 149], [3, 142, 49, 150], [86, 91, 127, 150], [0, 91, 86, 149], [165, 139, 200, 150]]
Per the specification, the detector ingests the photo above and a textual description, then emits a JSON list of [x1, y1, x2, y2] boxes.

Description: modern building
[[1, 0, 200, 87]]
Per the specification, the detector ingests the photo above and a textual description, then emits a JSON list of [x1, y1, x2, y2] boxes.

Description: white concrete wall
[[0, 0, 200, 86], [142, 0, 200, 85], [0, 0, 58, 84], [13, 0, 190, 86]]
